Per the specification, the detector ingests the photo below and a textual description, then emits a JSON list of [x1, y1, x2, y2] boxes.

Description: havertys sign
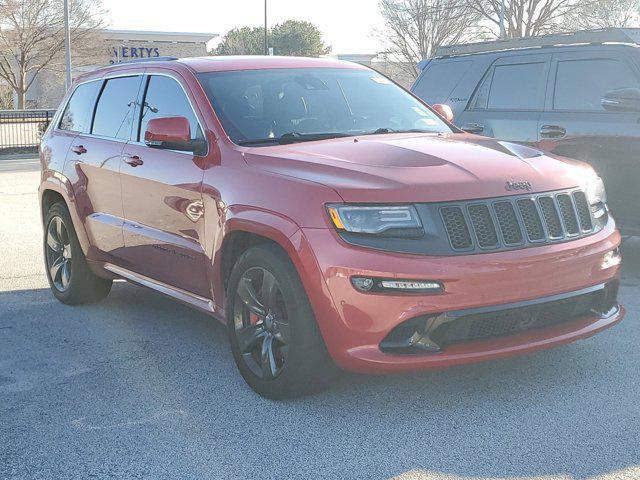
[[110, 46, 161, 63]]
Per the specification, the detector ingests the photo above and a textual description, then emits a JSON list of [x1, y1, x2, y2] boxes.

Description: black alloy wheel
[[43, 202, 112, 304], [232, 267, 291, 379], [226, 244, 336, 399], [45, 215, 73, 292]]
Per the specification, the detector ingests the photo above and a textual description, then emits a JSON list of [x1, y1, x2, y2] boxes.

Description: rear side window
[[413, 60, 472, 103], [92, 76, 140, 140], [554, 58, 639, 111], [138, 75, 202, 142], [471, 62, 547, 110], [58, 81, 101, 133]]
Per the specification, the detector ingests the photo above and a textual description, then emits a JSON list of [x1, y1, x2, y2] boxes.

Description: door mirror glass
[[432, 103, 454, 123], [601, 87, 640, 112], [144, 116, 205, 154]]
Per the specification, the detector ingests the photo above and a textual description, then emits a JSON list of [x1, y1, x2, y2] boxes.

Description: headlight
[[327, 204, 423, 236], [584, 176, 607, 207]]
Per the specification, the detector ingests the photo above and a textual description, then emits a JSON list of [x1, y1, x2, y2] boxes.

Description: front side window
[[197, 68, 452, 145], [58, 81, 101, 133], [554, 58, 639, 111], [138, 75, 203, 142], [92, 76, 140, 140]]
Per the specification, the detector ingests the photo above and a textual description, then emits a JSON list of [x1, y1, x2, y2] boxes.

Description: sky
[[106, 0, 386, 54]]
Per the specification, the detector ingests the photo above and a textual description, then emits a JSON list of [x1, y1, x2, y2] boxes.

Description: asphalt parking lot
[[1, 158, 639, 480]]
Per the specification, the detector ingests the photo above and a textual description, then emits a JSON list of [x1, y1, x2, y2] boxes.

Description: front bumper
[[294, 221, 623, 373]]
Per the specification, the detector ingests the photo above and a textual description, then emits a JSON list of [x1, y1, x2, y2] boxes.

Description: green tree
[[213, 20, 330, 57], [214, 26, 265, 55], [270, 20, 330, 57]]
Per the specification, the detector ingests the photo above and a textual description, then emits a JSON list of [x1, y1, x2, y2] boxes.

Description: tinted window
[[197, 68, 451, 144], [139, 75, 202, 141], [413, 60, 472, 104], [554, 58, 639, 111], [92, 76, 140, 140], [58, 81, 101, 132], [488, 62, 546, 110]]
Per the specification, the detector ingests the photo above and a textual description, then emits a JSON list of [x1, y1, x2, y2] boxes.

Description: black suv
[[411, 28, 640, 234]]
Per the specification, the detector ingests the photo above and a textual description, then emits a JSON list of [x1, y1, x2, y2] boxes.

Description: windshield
[[197, 68, 452, 145]]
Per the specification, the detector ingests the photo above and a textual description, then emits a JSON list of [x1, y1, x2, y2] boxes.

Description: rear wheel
[[226, 244, 335, 399], [44, 202, 112, 305]]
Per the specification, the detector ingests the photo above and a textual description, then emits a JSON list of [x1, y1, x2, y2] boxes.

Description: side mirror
[[144, 116, 206, 155], [601, 87, 640, 113], [432, 103, 454, 123]]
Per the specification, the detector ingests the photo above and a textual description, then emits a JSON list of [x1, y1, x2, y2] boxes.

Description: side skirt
[[103, 263, 223, 320]]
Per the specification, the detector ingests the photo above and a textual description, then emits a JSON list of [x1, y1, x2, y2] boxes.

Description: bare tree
[[378, 0, 481, 79], [467, 0, 582, 38], [0, 0, 106, 109], [563, 0, 640, 29]]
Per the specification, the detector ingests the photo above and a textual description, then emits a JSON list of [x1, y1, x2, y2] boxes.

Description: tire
[[226, 244, 336, 399], [43, 202, 112, 305]]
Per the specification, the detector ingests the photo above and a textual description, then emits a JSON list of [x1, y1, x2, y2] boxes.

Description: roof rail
[[435, 28, 640, 57], [114, 56, 179, 64]]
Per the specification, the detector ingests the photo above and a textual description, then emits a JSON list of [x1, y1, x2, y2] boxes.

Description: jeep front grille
[[440, 189, 596, 252]]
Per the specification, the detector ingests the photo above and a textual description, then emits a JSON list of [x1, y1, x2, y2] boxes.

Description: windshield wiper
[[278, 131, 353, 144], [365, 128, 435, 136], [237, 131, 353, 146]]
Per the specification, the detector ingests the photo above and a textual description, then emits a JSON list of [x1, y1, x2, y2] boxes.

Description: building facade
[[25, 29, 217, 109]]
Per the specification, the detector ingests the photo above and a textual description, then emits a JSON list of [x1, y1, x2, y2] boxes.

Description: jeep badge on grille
[[505, 180, 533, 191]]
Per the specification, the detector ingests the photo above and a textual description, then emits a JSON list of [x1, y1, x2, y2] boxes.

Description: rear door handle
[[540, 125, 566, 139], [123, 154, 143, 167], [462, 123, 484, 134], [71, 145, 87, 155]]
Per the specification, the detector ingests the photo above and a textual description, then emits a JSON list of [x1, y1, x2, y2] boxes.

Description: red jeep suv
[[39, 56, 624, 398]]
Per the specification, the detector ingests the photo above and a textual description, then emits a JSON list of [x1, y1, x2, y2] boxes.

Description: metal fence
[[0, 109, 56, 153]]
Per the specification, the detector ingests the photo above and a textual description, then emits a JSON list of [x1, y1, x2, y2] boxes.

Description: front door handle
[[462, 123, 484, 134], [71, 145, 87, 155], [123, 154, 143, 167], [540, 125, 566, 139]]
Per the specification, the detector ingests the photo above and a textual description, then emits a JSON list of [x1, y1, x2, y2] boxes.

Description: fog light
[[351, 277, 375, 292]]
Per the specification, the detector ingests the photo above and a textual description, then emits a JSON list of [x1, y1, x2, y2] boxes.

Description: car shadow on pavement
[[1, 273, 638, 479]]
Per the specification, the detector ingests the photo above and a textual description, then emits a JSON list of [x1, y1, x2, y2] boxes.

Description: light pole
[[263, 0, 268, 55], [63, 0, 72, 89], [499, 0, 506, 38]]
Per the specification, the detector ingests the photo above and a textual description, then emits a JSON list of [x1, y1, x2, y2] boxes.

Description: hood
[[243, 133, 594, 203]]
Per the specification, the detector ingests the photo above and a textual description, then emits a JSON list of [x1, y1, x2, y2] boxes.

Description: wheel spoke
[[237, 277, 267, 316], [236, 324, 266, 354], [274, 320, 290, 344], [46, 228, 63, 253], [49, 256, 65, 283], [260, 335, 278, 379], [55, 217, 66, 244], [260, 270, 279, 312], [60, 261, 71, 289]]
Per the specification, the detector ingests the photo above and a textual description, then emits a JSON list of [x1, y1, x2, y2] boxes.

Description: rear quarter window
[[58, 81, 101, 133], [413, 60, 472, 104]]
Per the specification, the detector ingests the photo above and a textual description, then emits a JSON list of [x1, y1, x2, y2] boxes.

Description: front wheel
[[44, 202, 112, 305], [226, 244, 335, 399]]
